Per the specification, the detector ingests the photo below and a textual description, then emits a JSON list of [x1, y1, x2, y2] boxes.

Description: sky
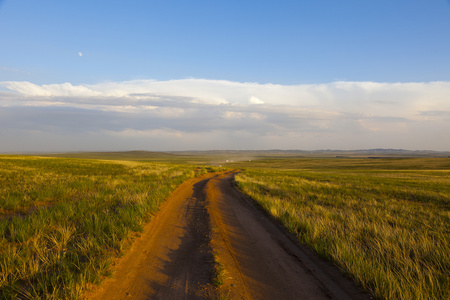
[[0, 0, 449, 152]]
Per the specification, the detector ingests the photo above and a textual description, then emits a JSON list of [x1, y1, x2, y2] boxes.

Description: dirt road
[[86, 171, 370, 300]]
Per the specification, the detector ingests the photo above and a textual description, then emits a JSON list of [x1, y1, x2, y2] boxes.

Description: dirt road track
[[86, 171, 371, 300]]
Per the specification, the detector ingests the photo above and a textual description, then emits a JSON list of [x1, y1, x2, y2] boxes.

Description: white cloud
[[223, 111, 243, 119], [0, 79, 449, 151], [3, 79, 450, 108], [1, 81, 102, 97], [249, 96, 264, 104]]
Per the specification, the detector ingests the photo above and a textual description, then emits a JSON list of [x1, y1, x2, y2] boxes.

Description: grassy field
[[0, 155, 206, 299], [38, 150, 233, 166], [1, 153, 449, 299], [234, 158, 449, 300]]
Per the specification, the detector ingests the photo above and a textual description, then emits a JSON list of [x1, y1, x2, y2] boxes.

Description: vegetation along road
[[86, 170, 370, 300], [2, 154, 447, 299]]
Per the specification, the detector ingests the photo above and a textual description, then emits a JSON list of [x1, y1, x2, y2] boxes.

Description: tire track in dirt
[[85, 172, 219, 300], [85, 171, 371, 300], [207, 171, 371, 300]]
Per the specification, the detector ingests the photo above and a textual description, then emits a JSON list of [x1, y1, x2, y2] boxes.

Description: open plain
[[85, 170, 370, 300], [1, 153, 448, 299]]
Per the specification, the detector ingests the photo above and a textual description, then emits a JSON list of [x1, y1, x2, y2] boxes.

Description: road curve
[[85, 171, 371, 300]]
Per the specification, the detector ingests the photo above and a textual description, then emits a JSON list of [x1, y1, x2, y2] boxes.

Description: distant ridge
[[12, 149, 450, 160], [169, 149, 450, 158]]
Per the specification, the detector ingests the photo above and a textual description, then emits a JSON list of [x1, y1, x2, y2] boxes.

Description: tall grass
[[235, 162, 449, 300], [0, 155, 206, 299]]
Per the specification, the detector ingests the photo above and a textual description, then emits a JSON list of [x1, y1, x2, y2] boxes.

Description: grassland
[[38, 150, 231, 166], [0, 155, 206, 299], [2, 152, 449, 300], [234, 158, 449, 300]]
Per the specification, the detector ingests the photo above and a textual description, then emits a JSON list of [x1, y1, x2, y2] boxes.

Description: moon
[[78, 52, 83, 57]]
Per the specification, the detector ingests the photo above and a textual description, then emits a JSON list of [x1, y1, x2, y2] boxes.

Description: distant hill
[[169, 149, 450, 158]]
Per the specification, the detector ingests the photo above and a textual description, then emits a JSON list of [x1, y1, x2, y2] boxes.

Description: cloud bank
[[0, 79, 449, 152]]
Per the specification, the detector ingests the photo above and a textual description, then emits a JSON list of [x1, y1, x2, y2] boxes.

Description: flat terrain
[[3, 154, 447, 299], [234, 160, 449, 300], [0, 156, 204, 299], [86, 171, 370, 300]]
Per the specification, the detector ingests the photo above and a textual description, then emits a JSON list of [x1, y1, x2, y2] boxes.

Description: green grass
[[212, 254, 225, 286], [38, 150, 233, 166], [2, 153, 448, 299], [0, 155, 207, 299], [235, 158, 449, 300], [229, 157, 450, 170]]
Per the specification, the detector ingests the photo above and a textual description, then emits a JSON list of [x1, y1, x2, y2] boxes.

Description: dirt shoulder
[[85, 171, 371, 299]]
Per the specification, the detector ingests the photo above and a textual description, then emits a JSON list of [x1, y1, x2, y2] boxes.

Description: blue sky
[[2, 0, 449, 84], [0, 1, 449, 151]]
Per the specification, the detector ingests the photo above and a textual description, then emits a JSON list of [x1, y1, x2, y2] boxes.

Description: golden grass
[[235, 159, 449, 300], [0, 155, 207, 299]]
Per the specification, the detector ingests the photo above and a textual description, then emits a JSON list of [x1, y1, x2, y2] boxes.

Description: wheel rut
[[85, 171, 371, 300]]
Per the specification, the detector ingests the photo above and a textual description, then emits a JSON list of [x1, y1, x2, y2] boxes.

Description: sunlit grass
[[235, 159, 449, 300], [0, 155, 206, 299]]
